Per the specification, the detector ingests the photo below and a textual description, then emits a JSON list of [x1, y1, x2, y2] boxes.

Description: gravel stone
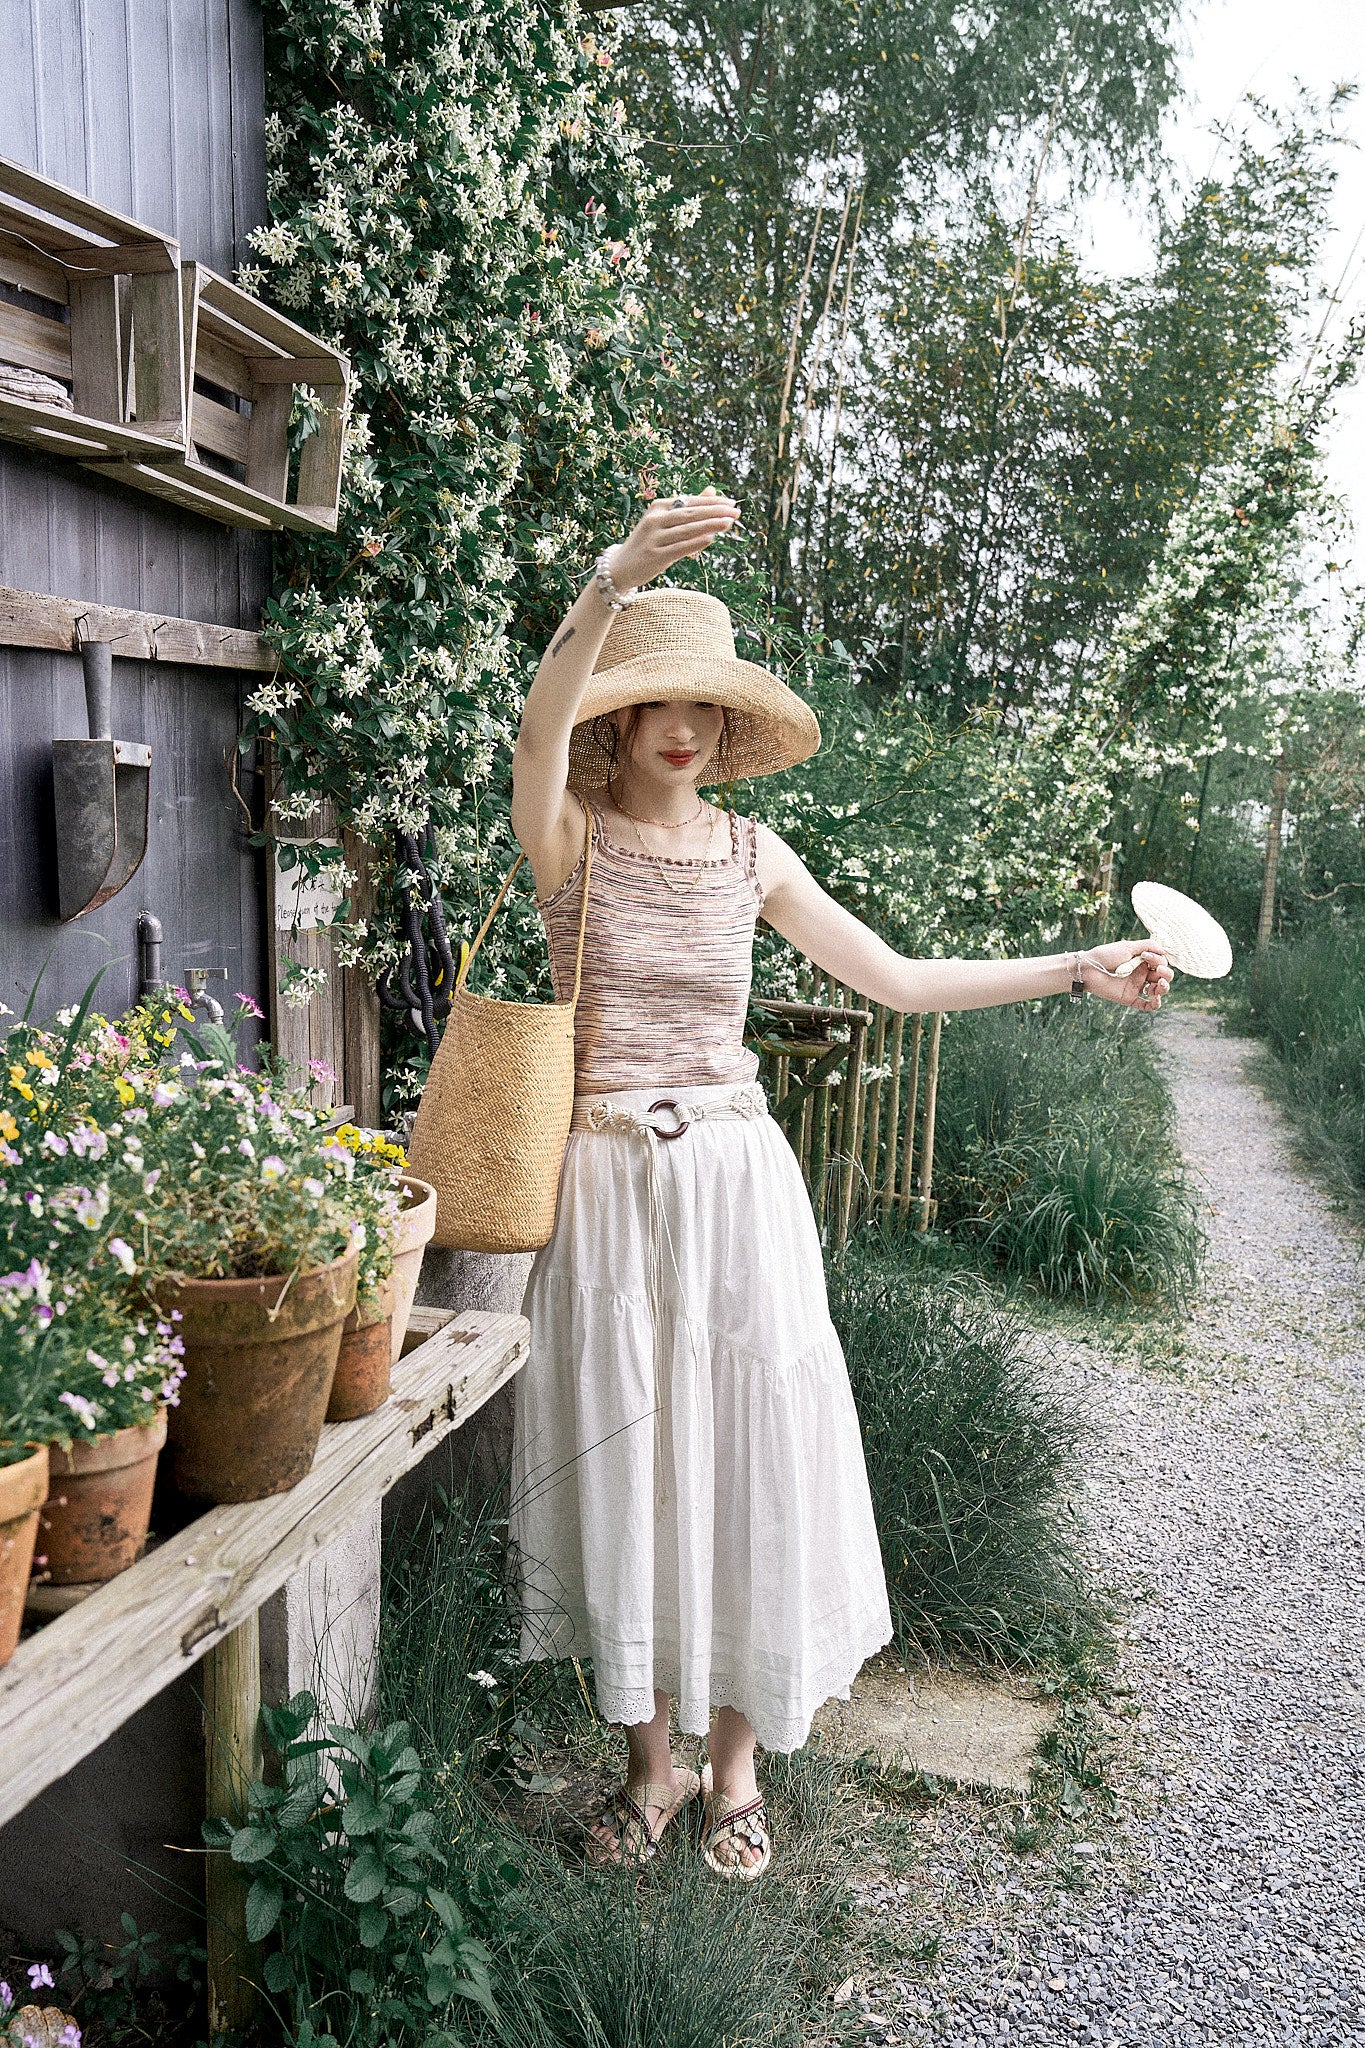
[[839, 1011, 1365, 2047]]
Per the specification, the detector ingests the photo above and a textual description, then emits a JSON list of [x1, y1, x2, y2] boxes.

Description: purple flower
[[308, 1057, 336, 1084], [261, 1155, 286, 1182], [0, 1981, 11, 2012], [35, 1303, 53, 1326], [151, 1084, 176, 1108], [234, 991, 265, 1020], [59, 2026, 82, 2048], [58, 1392, 98, 1429], [40, 1130, 68, 1156], [27, 1962, 54, 1990], [238, 1138, 255, 1158], [108, 1237, 136, 1275]]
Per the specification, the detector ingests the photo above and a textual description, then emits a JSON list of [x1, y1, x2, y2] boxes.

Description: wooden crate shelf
[[0, 152, 184, 463], [102, 263, 350, 533], [0, 1307, 528, 1828]]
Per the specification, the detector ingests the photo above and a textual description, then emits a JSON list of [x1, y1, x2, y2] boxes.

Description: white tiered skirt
[[510, 1082, 893, 1754]]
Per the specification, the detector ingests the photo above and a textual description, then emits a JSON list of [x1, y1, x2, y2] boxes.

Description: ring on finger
[[668, 495, 687, 509]]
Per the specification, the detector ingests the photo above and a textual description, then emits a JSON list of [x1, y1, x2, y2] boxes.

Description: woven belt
[[571, 1082, 768, 1507], [570, 1080, 768, 1138]]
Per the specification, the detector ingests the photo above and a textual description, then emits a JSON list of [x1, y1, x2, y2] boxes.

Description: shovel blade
[[52, 738, 152, 921]]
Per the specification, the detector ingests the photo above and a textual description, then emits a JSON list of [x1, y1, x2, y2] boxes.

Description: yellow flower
[[115, 1077, 137, 1106], [177, 1005, 195, 1022], [9, 1064, 26, 1087], [0, 1112, 17, 1141], [14, 1082, 33, 1103], [25, 1049, 47, 1068]]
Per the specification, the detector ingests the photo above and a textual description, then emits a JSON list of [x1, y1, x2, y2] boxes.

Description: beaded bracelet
[[594, 547, 639, 613]]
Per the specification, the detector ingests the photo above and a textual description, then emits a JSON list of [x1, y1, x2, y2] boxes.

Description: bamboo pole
[[916, 1012, 943, 1232], [836, 1015, 867, 1251], [812, 1074, 832, 1232], [204, 1615, 263, 2037], [861, 1004, 887, 1224], [898, 1014, 923, 1218], [881, 1010, 904, 1217]]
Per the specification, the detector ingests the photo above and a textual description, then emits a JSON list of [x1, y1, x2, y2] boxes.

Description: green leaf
[[357, 1903, 389, 1948], [426, 1888, 463, 1935], [263, 1950, 292, 1994], [342, 1786, 384, 1837], [244, 1877, 283, 1943], [348, 1968, 376, 1994], [343, 1847, 388, 1903], [230, 1825, 279, 1864]]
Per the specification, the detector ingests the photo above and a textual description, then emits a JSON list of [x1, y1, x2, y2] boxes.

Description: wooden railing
[[750, 985, 944, 1253]]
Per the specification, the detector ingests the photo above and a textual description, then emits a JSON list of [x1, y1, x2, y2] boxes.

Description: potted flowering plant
[[325, 1124, 404, 1421], [1, 989, 186, 1624], [5, 985, 373, 1508], [109, 998, 370, 1502]]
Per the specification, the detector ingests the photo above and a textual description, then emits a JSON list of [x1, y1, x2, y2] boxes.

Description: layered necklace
[[609, 786, 719, 896]]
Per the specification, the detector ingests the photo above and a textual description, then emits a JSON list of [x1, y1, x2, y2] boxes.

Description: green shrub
[[1243, 926, 1365, 1205], [930, 1003, 1201, 1303], [829, 1246, 1104, 1666]]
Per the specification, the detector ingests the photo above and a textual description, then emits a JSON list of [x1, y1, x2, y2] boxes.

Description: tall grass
[[1242, 927, 1365, 1207], [930, 1002, 1201, 1304], [379, 1487, 828, 2048], [829, 1240, 1105, 1667]]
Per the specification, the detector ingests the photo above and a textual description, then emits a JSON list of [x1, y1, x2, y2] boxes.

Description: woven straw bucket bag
[[407, 803, 593, 1253]]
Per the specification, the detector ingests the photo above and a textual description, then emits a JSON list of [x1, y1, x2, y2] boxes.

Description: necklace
[[623, 803, 719, 896], [608, 788, 705, 830]]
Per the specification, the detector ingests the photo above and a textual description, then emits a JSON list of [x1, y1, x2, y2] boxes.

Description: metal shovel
[[52, 639, 152, 921]]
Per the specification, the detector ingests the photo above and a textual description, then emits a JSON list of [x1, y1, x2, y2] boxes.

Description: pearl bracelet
[[594, 547, 639, 613]]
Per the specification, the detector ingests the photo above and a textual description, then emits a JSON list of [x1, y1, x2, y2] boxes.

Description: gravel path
[[842, 1010, 1365, 2046]]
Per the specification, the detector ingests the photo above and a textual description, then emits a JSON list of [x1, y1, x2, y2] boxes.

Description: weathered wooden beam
[[0, 1310, 528, 1828], [203, 1614, 263, 2036], [0, 585, 273, 670]]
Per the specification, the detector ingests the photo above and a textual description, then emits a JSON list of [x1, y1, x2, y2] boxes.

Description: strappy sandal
[[586, 1768, 701, 1867], [699, 1780, 773, 1880]]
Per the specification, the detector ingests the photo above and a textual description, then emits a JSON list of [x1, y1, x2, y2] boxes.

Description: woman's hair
[[591, 704, 736, 789]]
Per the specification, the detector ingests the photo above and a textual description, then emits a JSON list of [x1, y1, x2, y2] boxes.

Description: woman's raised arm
[[510, 490, 739, 894], [755, 824, 1172, 1012]]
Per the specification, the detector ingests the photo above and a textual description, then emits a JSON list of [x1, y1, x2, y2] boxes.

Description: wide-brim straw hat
[[567, 588, 821, 789]]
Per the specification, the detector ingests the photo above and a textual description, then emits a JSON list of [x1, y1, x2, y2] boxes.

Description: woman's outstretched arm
[[755, 824, 1172, 1011], [510, 490, 739, 894]]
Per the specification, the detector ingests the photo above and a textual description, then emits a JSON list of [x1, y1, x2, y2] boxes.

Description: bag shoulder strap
[[456, 794, 594, 1002]]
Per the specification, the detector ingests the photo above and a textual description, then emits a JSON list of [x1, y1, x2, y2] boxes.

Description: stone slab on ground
[[811, 1659, 1057, 1792]]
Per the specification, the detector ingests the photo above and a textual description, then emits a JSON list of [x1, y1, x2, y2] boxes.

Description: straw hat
[[1131, 882, 1233, 978], [567, 588, 821, 790]]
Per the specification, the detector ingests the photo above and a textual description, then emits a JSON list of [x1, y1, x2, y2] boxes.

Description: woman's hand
[[607, 486, 740, 592], [1080, 941, 1173, 1010]]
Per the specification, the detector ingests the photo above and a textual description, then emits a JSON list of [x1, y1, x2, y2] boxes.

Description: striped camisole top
[[538, 797, 765, 1094]]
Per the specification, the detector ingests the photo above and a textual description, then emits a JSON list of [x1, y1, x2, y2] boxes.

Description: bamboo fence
[[750, 978, 944, 1253]]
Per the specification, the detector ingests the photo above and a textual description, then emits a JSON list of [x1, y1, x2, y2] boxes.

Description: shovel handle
[[80, 639, 113, 741]]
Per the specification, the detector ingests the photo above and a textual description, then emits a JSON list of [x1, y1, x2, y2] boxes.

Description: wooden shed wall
[[0, 0, 270, 1023]]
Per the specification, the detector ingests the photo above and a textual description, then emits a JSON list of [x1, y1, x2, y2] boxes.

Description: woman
[[508, 490, 1171, 1877]]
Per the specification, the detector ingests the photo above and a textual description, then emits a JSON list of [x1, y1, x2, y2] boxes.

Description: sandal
[[587, 1768, 701, 1867], [699, 1775, 773, 1881]]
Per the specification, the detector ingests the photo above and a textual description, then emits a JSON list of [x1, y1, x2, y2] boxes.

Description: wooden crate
[[102, 263, 350, 533], [0, 153, 184, 463]]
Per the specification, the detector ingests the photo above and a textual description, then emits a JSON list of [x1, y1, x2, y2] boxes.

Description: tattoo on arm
[[550, 626, 576, 659]]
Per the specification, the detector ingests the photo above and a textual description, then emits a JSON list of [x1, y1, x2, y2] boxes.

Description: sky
[[1079, 0, 1365, 535]]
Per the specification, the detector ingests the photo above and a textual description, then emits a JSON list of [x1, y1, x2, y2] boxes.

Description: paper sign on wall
[[274, 839, 347, 931]]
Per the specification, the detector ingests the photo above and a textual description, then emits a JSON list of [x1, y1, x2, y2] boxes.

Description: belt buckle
[[646, 1097, 690, 1141]]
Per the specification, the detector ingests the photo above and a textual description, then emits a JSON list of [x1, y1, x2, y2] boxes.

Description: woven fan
[[1122, 881, 1233, 979]]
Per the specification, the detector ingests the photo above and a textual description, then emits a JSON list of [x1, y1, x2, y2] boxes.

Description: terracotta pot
[[39, 1408, 168, 1585], [329, 1278, 395, 1422], [160, 1250, 358, 1503], [0, 1444, 48, 1667], [390, 1174, 437, 1365], [6, 2009, 82, 2048]]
